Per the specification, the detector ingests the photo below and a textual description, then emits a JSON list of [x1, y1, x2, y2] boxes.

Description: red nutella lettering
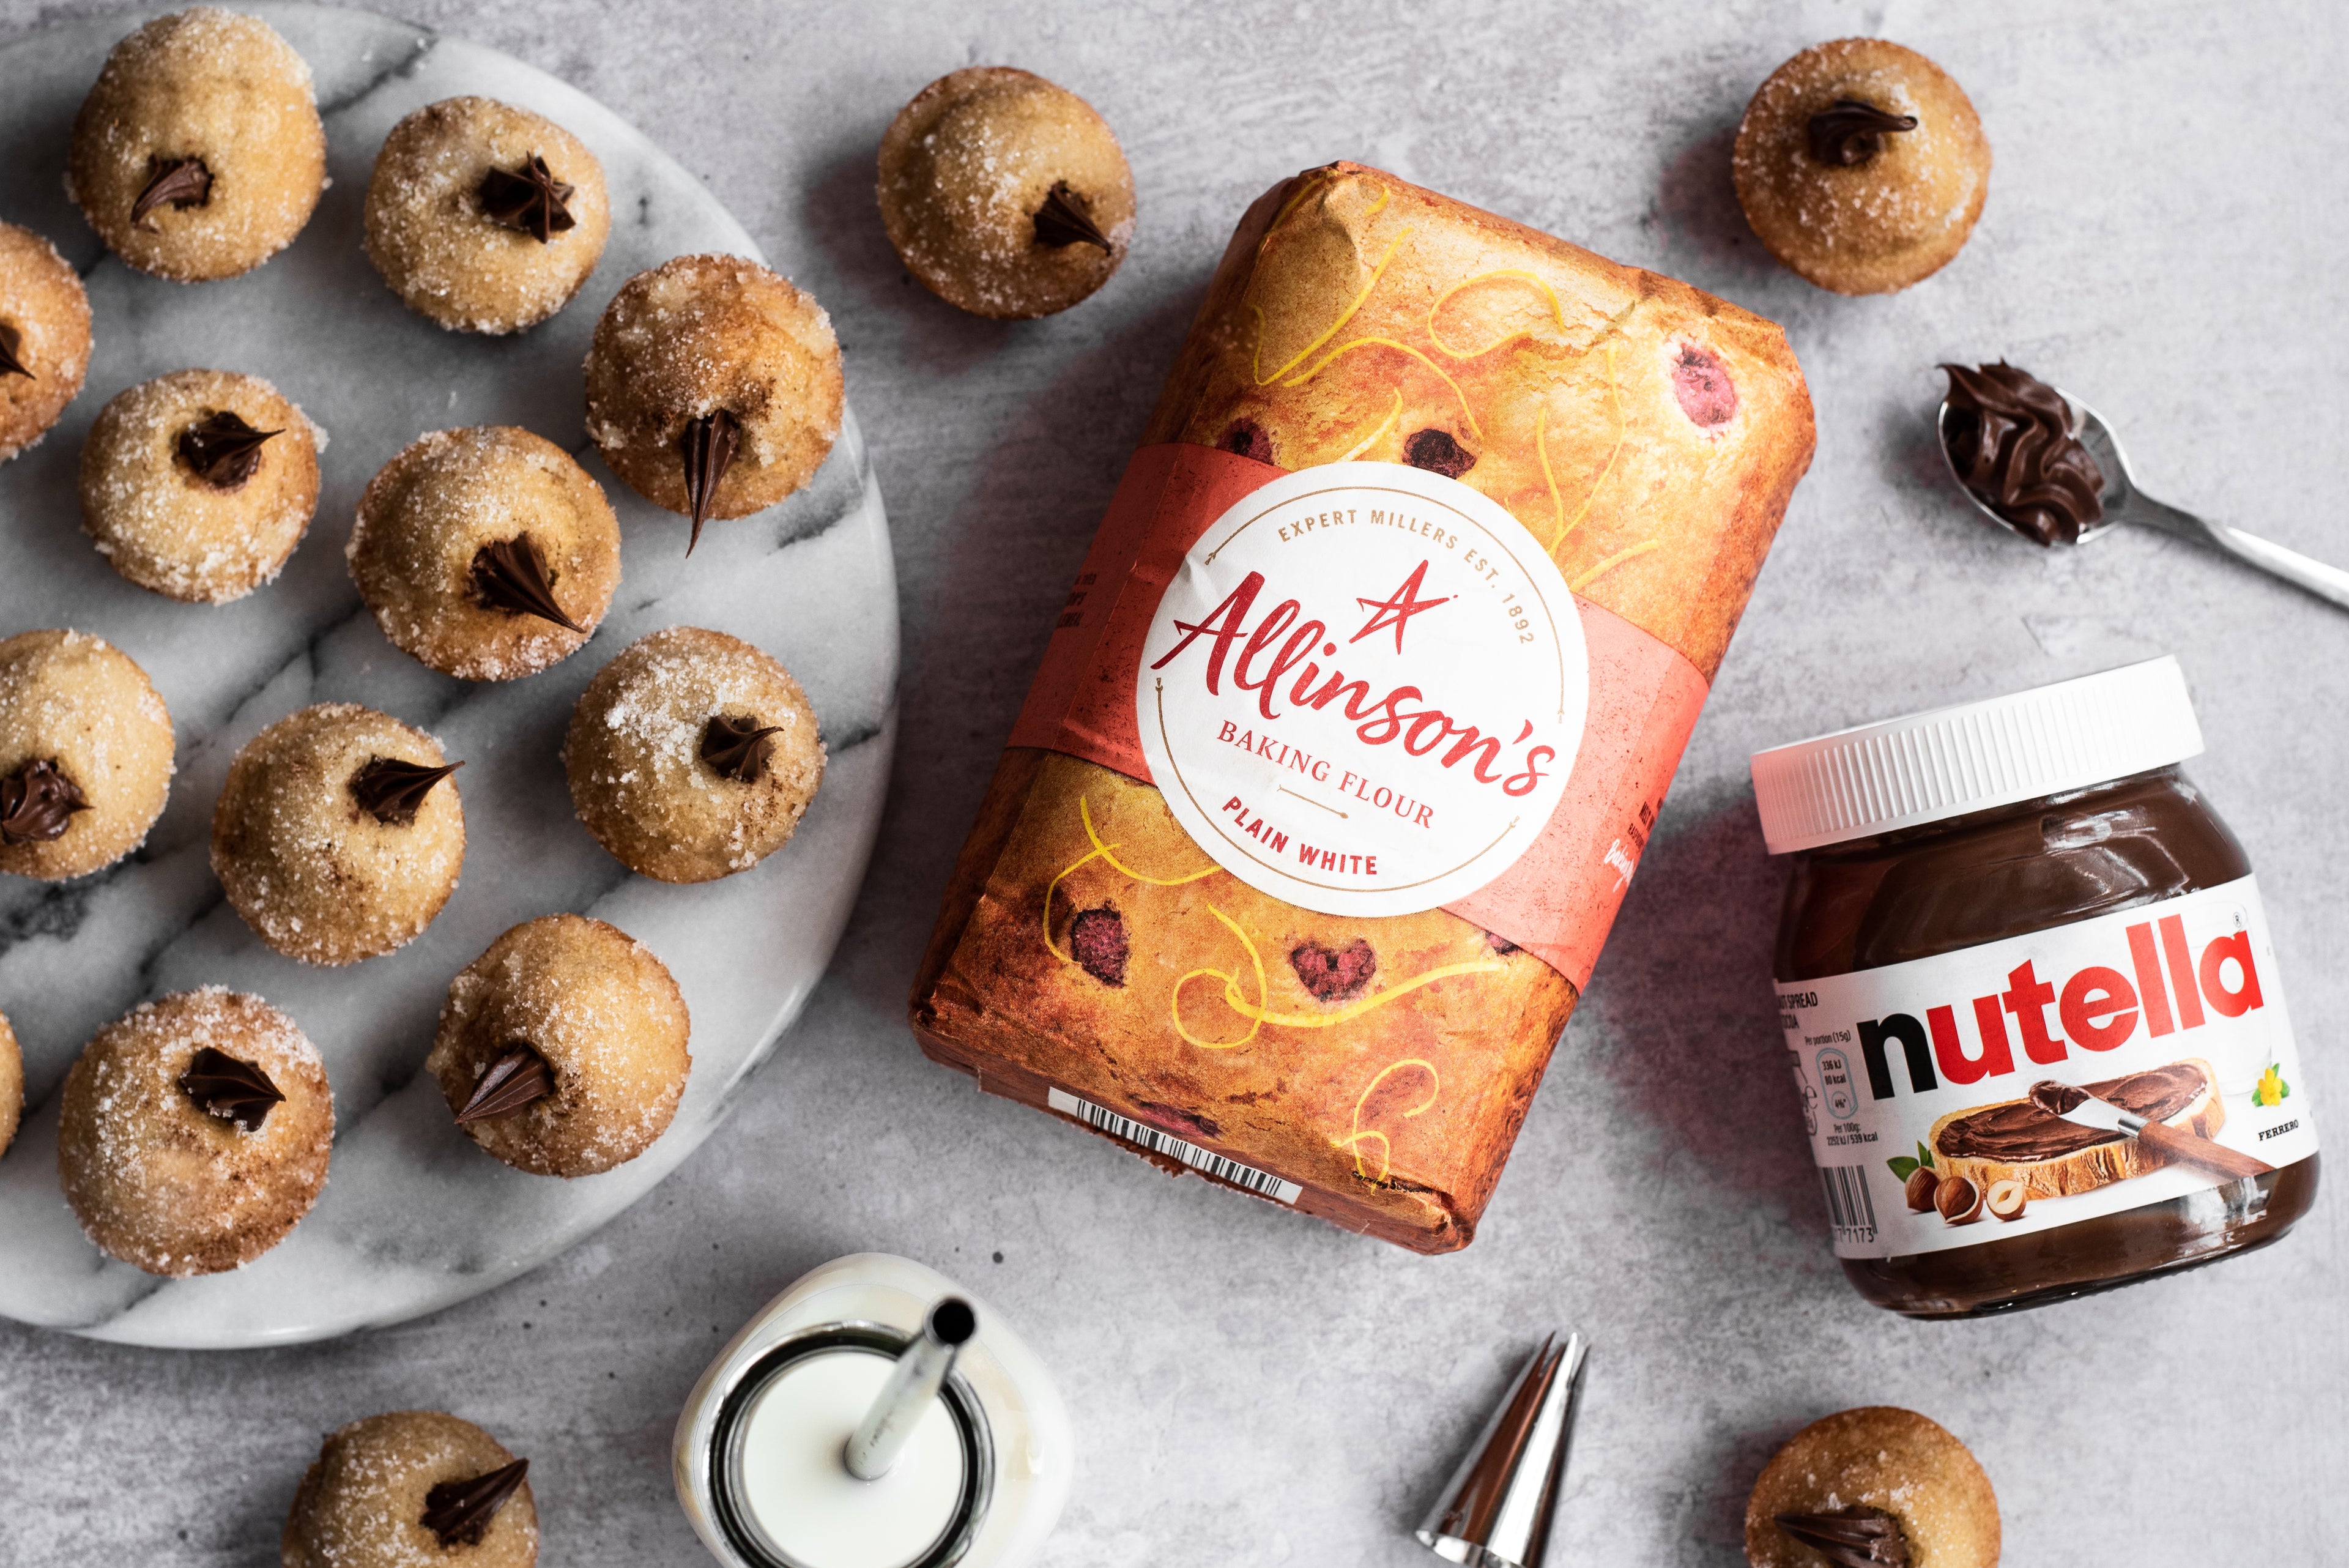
[[1857, 923, 2265, 1101]]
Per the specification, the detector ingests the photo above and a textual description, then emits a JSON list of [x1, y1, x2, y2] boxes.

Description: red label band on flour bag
[[1753, 657, 2321, 1317]]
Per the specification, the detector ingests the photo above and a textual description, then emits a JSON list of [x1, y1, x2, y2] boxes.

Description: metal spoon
[[1938, 390, 2349, 609]]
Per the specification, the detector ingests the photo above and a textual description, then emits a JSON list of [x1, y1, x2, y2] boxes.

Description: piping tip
[[1415, 1331, 1588, 1568]]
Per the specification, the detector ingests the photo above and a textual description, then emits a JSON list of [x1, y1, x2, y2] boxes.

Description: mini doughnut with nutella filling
[[284, 1411, 537, 1568], [67, 8, 328, 283], [878, 67, 1136, 320], [212, 704, 466, 965], [0, 1008, 21, 1158], [349, 425, 620, 681], [0, 628, 175, 882], [582, 255, 844, 551], [80, 368, 322, 603], [0, 221, 94, 461], [1939, 361, 2106, 544], [1733, 39, 1989, 295], [562, 625, 825, 884], [57, 986, 332, 1276], [364, 95, 612, 335], [428, 913, 691, 1178], [1745, 1406, 1998, 1568]]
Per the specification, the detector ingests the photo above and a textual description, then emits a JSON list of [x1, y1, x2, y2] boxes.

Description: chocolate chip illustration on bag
[[911, 162, 1816, 1252]]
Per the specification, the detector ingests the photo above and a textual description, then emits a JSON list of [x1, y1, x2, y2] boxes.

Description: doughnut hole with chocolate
[[582, 255, 842, 551], [211, 704, 466, 965], [348, 425, 620, 681], [1733, 39, 1990, 295], [0, 628, 175, 882], [79, 368, 322, 603], [428, 914, 691, 1178], [67, 8, 328, 283], [57, 986, 332, 1276], [0, 221, 94, 461], [284, 1410, 536, 1568], [364, 95, 612, 335], [562, 625, 825, 884], [1745, 1406, 1998, 1568], [878, 67, 1135, 319], [1757, 658, 2320, 1317]]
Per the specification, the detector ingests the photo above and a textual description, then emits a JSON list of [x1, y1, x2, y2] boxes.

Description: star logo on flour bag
[[1351, 560, 1453, 653]]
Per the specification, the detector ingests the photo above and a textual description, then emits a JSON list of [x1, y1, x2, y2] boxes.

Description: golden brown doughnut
[[562, 626, 825, 884], [348, 425, 620, 682], [1745, 1406, 2000, 1567], [67, 8, 327, 283], [878, 66, 1135, 319], [212, 704, 466, 966], [0, 1009, 21, 1159], [79, 368, 322, 603], [0, 222, 94, 461], [0, 629, 175, 883], [582, 254, 843, 550], [284, 1410, 537, 1568], [428, 914, 691, 1178], [1733, 39, 1990, 295], [58, 986, 332, 1276], [364, 95, 612, 335]]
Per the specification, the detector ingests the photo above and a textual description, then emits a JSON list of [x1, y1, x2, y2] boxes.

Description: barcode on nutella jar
[[1819, 1163, 1878, 1245], [1047, 1088, 1302, 1205]]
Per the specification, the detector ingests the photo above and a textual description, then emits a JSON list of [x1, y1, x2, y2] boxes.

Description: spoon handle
[[2137, 499, 2349, 610]]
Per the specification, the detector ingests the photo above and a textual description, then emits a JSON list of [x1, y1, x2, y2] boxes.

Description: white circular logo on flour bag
[[1135, 462, 1587, 918]]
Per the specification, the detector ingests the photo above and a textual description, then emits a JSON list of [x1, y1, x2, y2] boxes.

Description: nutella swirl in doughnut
[[1939, 360, 2106, 545]]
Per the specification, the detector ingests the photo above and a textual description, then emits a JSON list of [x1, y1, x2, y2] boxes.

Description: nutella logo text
[[1851, 913, 2263, 1101]]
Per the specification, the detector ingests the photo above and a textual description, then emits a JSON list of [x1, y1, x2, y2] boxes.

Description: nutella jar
[[1751, 658, 2320, 1317]]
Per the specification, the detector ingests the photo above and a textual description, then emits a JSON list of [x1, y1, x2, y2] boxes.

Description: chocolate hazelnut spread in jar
[[1751, 658, 2320, 1317]]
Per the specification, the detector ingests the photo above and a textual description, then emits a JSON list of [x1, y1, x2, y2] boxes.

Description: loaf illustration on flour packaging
[[912, 162, 1816, 1252]]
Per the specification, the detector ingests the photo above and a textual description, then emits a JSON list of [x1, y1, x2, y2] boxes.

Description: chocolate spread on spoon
[[1939, 361, 2106, 546]]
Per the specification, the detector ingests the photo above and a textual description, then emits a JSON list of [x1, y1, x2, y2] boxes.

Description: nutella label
[[1134, 463, 1587, 918], [1776, 876, 2318, 1259]]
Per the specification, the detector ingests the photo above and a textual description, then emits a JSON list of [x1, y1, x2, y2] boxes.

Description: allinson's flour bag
[[912, 163, 1816, 1252]]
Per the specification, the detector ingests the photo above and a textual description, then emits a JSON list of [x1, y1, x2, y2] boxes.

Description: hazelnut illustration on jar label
[[1134, 462, 1588, 918], [1778, 877, 2320, 1259]]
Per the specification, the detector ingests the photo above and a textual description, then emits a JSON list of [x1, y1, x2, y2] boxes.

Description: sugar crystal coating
[[57, 986, 331, 1276]]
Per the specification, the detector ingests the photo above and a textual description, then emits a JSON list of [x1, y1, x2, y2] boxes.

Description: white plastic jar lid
[[1749, 655, 2205, 855]]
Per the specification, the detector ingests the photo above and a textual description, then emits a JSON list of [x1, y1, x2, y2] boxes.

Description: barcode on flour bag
[[1047, 1088, 1303, 1205], [1820, 1164, 1877, 1245]]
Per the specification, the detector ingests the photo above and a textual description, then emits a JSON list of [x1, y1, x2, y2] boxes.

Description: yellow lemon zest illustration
[[1334, 1057, 1441, 1183], [1553, 341, 1625, 550], [1174, 902, 1505, 1049], [1246, 208, 1406, 388], [1338, 388, 1405, 462], [1569, 537, 1661, 593], [1171, 904, 1270, 1050], [1281, 335, 1484, 442]]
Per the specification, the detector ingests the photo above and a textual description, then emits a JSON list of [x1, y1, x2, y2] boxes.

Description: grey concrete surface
[[4, 1, 2345, 1563]]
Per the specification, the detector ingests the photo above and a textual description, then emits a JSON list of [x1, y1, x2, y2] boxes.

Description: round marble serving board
[[0, 5, 898, 1347]]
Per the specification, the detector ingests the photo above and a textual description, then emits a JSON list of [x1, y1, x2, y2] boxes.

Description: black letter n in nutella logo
[[1857, 1014, 1937, 1101]]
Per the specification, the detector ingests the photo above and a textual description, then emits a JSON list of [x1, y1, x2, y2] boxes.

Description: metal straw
[[844, 1296, 977, 1481]]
